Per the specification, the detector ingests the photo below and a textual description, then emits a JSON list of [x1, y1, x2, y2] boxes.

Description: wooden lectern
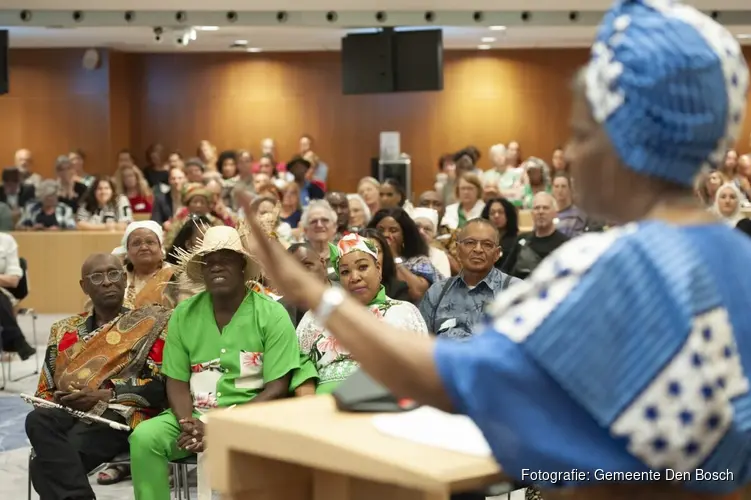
[[208, 396, 502, 500]]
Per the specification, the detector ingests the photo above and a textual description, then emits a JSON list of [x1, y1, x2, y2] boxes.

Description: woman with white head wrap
[[712, 182, 747, 227], [97, 220, 176, 486], [111, 220, 175, 310]]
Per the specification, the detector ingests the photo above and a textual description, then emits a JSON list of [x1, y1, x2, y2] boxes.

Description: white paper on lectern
[[371, 407, 492, 457]]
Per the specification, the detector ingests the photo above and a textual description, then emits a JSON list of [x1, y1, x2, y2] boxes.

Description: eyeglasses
[[128, 238, 160, 249], [85, 269, 124, 286], [458, 239, 497, 252]]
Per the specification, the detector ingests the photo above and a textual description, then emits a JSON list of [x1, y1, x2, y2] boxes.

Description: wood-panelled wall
[[1, 47, 750, 195]]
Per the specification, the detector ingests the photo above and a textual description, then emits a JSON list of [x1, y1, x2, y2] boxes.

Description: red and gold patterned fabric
[[35, 305, 171, 429]]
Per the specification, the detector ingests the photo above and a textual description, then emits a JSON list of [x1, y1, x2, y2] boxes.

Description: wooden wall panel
[[2, 47, 751, 194], [108, 50, 138, 164], [0, 49, 111, 178], [133, 49, 590, 195]]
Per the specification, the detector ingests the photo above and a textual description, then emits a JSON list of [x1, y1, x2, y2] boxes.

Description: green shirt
[[162, 288, 301, 410]]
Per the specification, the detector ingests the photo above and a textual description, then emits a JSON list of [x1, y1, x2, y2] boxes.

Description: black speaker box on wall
[[0, 30, 8, 95]]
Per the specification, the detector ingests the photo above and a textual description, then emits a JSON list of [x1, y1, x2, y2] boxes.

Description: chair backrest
[[9, 257, 29, 301]]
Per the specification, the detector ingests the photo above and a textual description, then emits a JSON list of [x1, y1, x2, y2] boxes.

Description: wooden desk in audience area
[[13, 231, 124, 314]]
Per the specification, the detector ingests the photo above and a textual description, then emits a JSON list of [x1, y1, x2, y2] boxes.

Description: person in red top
[[252, 138, 288, 175], [115, 164, 153, 214]]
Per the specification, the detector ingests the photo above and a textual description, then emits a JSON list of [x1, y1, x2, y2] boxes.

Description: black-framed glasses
[[85, 270, 124, 286], [458, 239, 497, 252]]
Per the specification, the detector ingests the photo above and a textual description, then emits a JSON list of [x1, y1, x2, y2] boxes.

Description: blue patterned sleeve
[[434, 227, 750, 493], [406, 256, 443, 285]]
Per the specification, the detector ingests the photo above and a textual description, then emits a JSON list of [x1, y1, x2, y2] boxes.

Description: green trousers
[[129, 410, 196, 500]]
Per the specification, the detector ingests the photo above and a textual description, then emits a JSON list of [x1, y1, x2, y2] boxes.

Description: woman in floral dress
[[296, 234, 428, 394]]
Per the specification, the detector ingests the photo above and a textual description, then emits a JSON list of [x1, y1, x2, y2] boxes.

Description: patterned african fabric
[[435, 221, 751, 493], [124, 264, 176, 310], [296, 293, 429, 394], [36, 305, 171, 428], [403, 255, 444, 288]]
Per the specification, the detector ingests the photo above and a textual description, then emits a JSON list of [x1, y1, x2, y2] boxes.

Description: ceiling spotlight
[[196, 26, 219, 31], [478, 44, 491, 50], [481, 37, 496, 42], [234, 39, 248, 45], [247, 47, 262, 53], [489, 25, 506, 31]]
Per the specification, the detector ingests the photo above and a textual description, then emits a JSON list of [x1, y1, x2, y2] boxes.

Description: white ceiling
[[5, 26, 592, 51], [5, 0, 751, 11], [2, 0, 751, 52], [5, 25, 751, 52]]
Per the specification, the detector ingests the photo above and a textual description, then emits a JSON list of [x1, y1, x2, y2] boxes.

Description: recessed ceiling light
[[489, 26, 506, 31], [247, 47, 262, 53], [234, 39, 248, 45], [478, 44, 491, 50], [481, 37, 496, 43], [196, 26, 219, 31]]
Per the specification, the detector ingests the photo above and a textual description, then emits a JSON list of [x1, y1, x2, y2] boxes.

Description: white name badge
[[438, 318, 457, 333]]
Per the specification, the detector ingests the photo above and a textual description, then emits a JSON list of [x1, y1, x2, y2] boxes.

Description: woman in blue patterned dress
[[244, 1, 751, 498]]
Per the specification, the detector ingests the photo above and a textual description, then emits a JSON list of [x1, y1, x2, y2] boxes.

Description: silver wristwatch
[[314, 287, 346, 325]]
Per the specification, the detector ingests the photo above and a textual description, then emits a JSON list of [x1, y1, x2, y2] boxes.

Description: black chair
[[0, 257, 38, 389], [8, 257, 29, 301]]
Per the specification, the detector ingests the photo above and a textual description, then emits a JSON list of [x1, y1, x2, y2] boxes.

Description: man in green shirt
[[129, 226, 305, 500]]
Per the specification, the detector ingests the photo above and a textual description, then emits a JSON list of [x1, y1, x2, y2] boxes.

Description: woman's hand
[[388, 239, 401, 258], [241, 214, 327, 310]]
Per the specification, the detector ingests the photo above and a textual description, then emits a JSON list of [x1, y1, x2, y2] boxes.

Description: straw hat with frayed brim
[[182, 226, 261, 285]]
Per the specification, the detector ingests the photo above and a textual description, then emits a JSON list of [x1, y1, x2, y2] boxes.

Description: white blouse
[[76, 195, 133, 224], [441, 200, 486, 230], [0, 233, 23, 279], [296, 295, 428, 389]]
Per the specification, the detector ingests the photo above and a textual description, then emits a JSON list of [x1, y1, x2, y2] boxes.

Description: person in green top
[[295, 233, 428, 394], [128, 225, 307, 500]]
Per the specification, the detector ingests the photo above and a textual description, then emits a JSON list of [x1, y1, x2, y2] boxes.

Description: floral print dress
[[296, 294, 428, 394]]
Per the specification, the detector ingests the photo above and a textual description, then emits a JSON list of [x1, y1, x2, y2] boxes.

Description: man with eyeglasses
[[25, 253, 171, 500], [419, 218, 519, 338], [301, 200, 339, 280]]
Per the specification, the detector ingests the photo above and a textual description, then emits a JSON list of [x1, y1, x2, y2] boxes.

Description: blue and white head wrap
[[586, 0, 748, 186]]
